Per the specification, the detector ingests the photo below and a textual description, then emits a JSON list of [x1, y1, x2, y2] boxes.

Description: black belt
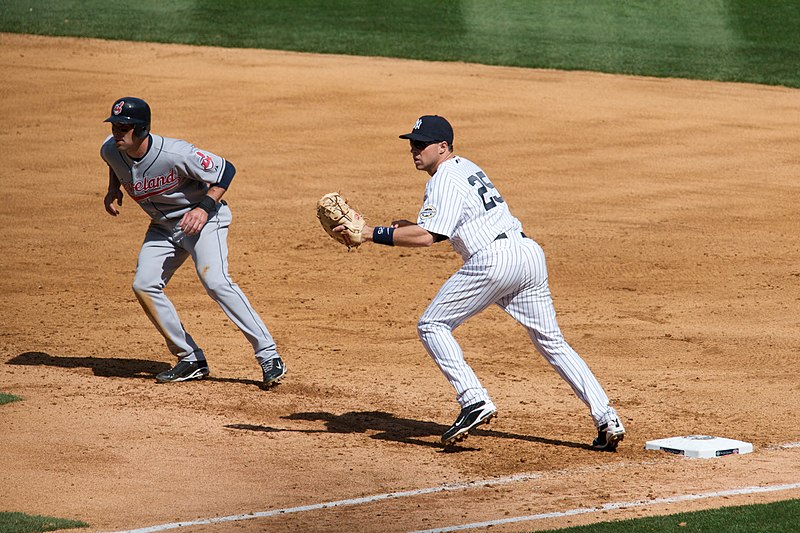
[[495, 232, 527, 240]]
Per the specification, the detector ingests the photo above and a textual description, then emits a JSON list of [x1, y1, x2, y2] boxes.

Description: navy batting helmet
[[105, 97, 151, 139]]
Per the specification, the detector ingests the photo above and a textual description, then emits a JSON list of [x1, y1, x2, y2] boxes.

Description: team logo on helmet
[[113, 100, 124, 116], [196, 151, 214, 171]]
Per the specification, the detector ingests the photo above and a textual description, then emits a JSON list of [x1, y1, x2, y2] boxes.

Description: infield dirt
[[1, 33, 799, 532]]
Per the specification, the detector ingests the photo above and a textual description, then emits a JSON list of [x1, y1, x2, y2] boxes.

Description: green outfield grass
[[1, 0, 800, 87], [0, 512, 88, 533], [0, 392, 22, 405], [546, 498, 800, 532]]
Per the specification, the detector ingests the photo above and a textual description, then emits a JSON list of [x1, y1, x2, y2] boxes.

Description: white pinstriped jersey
[[413, 155, 617, 428], [100, 134, 226, 222], [416, 156, 522, 260]]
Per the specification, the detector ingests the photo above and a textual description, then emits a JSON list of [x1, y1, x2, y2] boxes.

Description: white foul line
[[109, 440, 800, 533], [108, 473, 539, 533], [411, 481, 800, 533]]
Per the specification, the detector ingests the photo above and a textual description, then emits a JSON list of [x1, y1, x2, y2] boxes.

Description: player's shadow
[[7, 351, 272, 387], [6, 351, 170, 378], [228, 411, 460, 450], [225, 410, 590, 452]]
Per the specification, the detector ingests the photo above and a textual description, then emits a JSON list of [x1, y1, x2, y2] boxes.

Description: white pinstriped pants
[[417, 234, 613, 427]]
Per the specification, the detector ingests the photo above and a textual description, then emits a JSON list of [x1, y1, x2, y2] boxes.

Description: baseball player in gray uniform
[[100, 96, 286, 386], [343, 115, 625, 450]]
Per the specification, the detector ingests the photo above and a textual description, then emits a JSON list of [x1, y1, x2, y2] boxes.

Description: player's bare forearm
[[108, 167, 121, 188], [362, 223, 435, 247], [206, 185, 226, 202], [104, 168, 123, 216]]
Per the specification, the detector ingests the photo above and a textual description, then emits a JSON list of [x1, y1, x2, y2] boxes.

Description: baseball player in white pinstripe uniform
[[351, 115, 625, 449], [100, 97, 286, 387]]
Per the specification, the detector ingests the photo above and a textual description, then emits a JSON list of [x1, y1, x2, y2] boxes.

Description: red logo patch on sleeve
[[195, 151, 214, 171]]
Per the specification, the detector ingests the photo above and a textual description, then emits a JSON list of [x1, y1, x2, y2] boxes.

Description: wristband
[[372, 226, 395, 246], [197, 195, 217, 215]]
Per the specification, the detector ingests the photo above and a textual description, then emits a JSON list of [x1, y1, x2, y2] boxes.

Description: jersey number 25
[[468, 171, 505, 211]]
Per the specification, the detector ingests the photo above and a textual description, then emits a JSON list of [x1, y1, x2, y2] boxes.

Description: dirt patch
[[1, 32, 799, 532]]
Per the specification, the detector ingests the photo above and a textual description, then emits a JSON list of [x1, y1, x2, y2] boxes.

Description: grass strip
[[0, 393, 22, 405], [0, 512, 88, 533], [2, 0, 800, 87], [545, 498, 800, 532]]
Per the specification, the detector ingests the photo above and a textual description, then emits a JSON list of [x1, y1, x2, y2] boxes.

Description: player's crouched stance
[[100, 97, 286, 388], [333, 115, 625, 451]]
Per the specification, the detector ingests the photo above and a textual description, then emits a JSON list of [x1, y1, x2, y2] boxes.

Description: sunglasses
[[111, 123, 135, 132], [410, 140, 438, 150]]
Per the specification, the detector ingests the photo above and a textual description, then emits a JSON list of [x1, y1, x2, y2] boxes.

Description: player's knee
[[417, 317, 430, 338], [417, 317, 446, 339], [132, 276, 159, 295], [532, 331, 568, 353], [201, 279, 230, 299]]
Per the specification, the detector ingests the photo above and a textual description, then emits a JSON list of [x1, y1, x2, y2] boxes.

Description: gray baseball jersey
[[101, 134, 278, 365], [101, 133, 226, 222], [415, 156, 618, 428]]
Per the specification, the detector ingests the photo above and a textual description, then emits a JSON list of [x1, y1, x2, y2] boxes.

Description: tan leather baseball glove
[[316, 192, 365, 250]]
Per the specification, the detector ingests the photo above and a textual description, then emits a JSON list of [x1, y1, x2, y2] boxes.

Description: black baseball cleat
[[592, 418, 626, 451], [441, 400, 497, 445], [156, 359, 210, 383], [260, 356, 287, 388]]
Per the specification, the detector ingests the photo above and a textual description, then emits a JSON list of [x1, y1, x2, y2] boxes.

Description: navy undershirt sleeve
[[217, 160, 236, 189]]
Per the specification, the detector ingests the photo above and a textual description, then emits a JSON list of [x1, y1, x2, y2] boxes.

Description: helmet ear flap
[[133, 124, 149, 139]]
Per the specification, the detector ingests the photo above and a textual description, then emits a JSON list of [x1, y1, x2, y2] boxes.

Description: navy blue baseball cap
[[399, 115, 454, 144]]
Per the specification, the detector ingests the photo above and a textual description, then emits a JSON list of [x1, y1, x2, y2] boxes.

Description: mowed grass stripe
[[1, 0, 800, 87]]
